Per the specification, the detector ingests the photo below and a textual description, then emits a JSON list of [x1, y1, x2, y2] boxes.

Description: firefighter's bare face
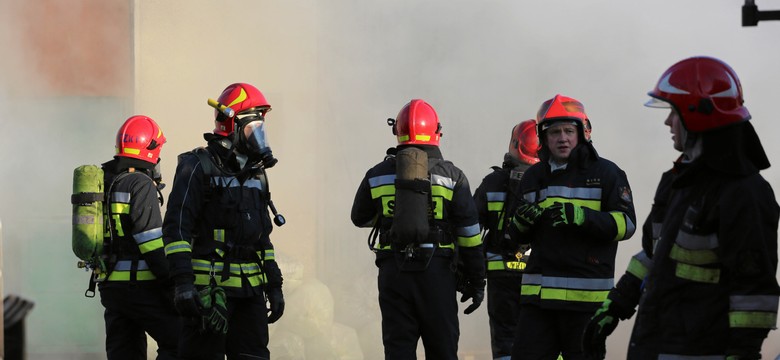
[[664, 109, 685, 152], [545, 123, 578, 164]]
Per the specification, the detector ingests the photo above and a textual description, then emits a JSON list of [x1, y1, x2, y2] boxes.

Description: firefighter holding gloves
[[163, 82, 285, 359], [508, 95, 637, 359], [351, 99, 485, 360]]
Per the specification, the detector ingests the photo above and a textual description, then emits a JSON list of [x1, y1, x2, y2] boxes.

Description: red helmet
[[536, 94, 589, 138], [213, 83, 271, 136], [393, 99, 441, 146], [116, 115, 166, 164], [645, 56, 750, 132], [508, 119, 540, 164]]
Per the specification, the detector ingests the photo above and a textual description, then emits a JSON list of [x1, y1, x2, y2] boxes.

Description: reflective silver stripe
[[134, 227, 162, 243], [544, 186, 602, 200], [456, 223, 481, 237], [522, 274, 613, 290], [522, 273, 542, 285], [243, 178, 265, 191], [658, 355, 724, 359], [486, 251, 503, 261], [209, 176, 265, 190], [634, 250, 653, 269], [193, 260, 260, 272], [676, 231, 719, 250], [652, 222, 663, 239], [418, 243, 435, 248], [624, 215, 637, 238], [368, 174, 395, 187], [113, 260, 150, 271], [431, 174, 455, 189], [523, 192, 537, 203], [730, 295, 780, 312], [486, 192, 506, 202], [111, 192, 131, 203]]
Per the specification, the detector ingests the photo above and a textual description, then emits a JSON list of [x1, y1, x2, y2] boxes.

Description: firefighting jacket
[[473, 162, 531, 276], [163, 142, 281, 298], [516, 152, 636, 312], [607, 164, 681, 317], [629, 162, 780, 357], [351, 145, 485, 280], [100, 159, 169, 287]]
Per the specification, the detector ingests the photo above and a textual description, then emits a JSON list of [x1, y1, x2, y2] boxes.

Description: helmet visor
[[242, 120, 271, 153], [644, 97, 671, 108]]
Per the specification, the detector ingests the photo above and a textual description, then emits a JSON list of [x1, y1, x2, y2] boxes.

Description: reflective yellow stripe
[[487, 202, 504, 212], [214, 229, 225, 243], [107, 270, 156, 281], [415, 134, 431, 142], [675, 262, 720, 283], [370, 185, 395, 199], [138, 238, 163, 254], [164, 240, 191, 255], [610, 211, 626, 241], [670, 243, 718, 265], [431, 185, 453, 201], [381, 196, 394, 217], [457, 234, 482, 248], [539, 197, 601, 211], [729, 311, 777, 329], [431, 197, 444, 219], [488, 260, 525, 271], [263, 249, 275, 261], [110, 203, 130, 214], [626, 256, 649, 279]]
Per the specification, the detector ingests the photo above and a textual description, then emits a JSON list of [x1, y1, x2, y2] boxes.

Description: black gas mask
[[233, 111, 277, 168]]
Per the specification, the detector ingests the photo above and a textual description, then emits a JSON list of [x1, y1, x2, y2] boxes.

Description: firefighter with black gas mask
[[163, 82, 285, 360]]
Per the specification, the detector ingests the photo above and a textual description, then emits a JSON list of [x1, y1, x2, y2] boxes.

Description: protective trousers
[[511, 305, 591, 360], [377, 255, 459, 360], [487, 275, 522, 359], [178, 294, 269, 360], [100, 285, 181, 360]]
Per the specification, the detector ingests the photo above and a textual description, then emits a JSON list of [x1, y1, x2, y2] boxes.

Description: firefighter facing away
[[508, 94, 637, 360], [99, 115, 180, 359], [351, 99, 486, 360], [473, 119, 539, 360], [583, 56, 780, 359], [163, 82, 285, 360]]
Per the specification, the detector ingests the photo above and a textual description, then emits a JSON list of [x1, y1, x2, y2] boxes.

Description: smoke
[[2, 0, 780, 358]]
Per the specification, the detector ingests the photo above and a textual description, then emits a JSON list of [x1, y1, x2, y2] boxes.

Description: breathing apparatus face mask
[[234, 112, 278, 168]]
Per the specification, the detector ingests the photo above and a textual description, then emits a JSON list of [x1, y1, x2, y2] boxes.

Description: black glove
[[174, 282, 203, 318], [547, 202, 586, 227], [582, 295, 635, 359], [458, 278, 485, 315], [266, 287, 285, 323], [199, 285, 228, 334], [512, 201, 544, 233]]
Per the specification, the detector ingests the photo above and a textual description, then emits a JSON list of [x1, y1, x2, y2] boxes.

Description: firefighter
[[473, 119, 539, 360], [163, 83, 285, 360], [351, 99, 486, 360], [99, 115, 179, 359], [586, 56, 780, 359], [508, 94, 637, 360]]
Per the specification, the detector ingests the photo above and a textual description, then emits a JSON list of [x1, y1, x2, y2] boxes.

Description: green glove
[[548, 202, 586, 227], [512, 201, 544, 233], [199, 286, 228, 335], [581, 299, 620, 359]]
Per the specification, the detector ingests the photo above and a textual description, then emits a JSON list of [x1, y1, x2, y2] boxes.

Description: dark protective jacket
[[473, 162, 531, 276], [605, 162, 683, 322], [628, 160, 780, 357], [351, 145, 485, 280], [516, 145, 636, 313], [100, 158, 170, 287], [163, 141, 282, 297]]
